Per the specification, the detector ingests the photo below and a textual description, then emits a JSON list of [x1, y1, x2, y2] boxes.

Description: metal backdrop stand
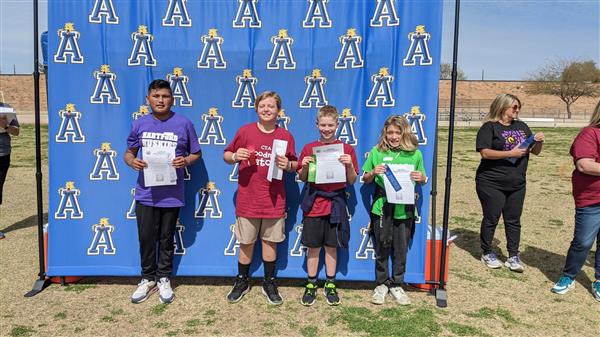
[[25, 0, 51, 297], [426, 99, 440, 294], [436, 0, 461, 308]]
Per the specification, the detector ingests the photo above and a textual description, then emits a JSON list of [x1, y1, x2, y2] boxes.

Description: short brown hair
[[317, 105, 338, 123], [254, 91, 282, 111]]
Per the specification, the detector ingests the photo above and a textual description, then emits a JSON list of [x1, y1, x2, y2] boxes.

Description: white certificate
[[267, 139, 288, 182], [383, 164, 415, 204], [313, 143, 346, 184], [143, 145, 177, 187], [0, 107, 17, 134]]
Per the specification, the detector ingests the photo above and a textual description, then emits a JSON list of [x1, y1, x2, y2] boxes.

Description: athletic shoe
[[371, 284, 388, 305], [300, 281, 318, 306], [481, 253, 503, 269], [551, 276, 575, 295], [504, 255, 525, 273], [227, 275, 250, 303], [131, 278, 157, 304], [157, 277, 175, 304], [262, 278, 283, 305], [323, 281, 340, 306], [389, 286, 411, 305], [592, 280, 600, 301], [0, 231, 5, 240]]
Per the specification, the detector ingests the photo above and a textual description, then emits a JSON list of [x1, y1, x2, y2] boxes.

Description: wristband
[[288, 161, 292, 171], [232, 152, 237, 162]]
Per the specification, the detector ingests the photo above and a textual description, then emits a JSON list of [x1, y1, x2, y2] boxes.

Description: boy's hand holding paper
[[313, 143, 345, 184]]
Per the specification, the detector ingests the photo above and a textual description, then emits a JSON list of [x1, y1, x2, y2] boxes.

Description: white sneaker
[[131, 279, 157, 304], [157, 277, 175, 304], [504, 255, 524, 273], [481, 253, 503, 269], [371, 284, 388, 305], [389, 286, 411, 305]]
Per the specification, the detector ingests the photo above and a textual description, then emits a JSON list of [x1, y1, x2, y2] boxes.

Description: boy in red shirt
[[223, 91, 297, 305], [297, 105, 359, 306]]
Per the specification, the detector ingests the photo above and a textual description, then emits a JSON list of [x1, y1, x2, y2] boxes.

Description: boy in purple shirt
[[124, 80, 201, 304]]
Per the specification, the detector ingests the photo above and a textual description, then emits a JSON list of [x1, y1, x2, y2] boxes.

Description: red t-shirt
[[297, 140, 359, 217], [570, 126, 600, 208], [225, 123, 297, 218]]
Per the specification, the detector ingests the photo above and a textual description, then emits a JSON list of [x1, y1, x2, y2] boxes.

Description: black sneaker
[[323, 281, 340, 306], [226, 275, 250, 303], [300, 281, 318, 306], [262, 278, 283, 305]]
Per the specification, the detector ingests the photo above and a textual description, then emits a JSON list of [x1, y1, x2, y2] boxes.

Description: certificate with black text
[[313, 143, 345, 184], [143, 146, 177, 187]]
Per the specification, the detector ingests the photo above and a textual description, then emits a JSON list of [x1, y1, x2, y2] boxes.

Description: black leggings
[[476, 181, 525, 257], [0, 155, 9, 205]]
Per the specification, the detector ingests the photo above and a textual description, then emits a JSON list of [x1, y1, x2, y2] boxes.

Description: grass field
[[0, 125, 598, 337]]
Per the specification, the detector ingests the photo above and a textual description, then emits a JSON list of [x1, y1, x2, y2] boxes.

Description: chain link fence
[[437, 99, 593, 122]]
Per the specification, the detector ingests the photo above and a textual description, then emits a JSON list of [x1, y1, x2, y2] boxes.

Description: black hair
[[147, 79, 172, 95]]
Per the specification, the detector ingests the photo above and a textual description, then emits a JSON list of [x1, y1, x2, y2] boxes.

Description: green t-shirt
[[361, 146, 426, 219]]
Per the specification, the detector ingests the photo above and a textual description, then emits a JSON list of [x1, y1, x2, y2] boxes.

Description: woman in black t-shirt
[[475, 94, 544, 273]]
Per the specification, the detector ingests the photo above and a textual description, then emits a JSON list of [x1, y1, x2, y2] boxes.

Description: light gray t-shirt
[[0, 118, 20, 157]]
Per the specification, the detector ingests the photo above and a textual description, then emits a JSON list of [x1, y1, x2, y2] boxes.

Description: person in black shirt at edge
[[475, 94, 545, 272]]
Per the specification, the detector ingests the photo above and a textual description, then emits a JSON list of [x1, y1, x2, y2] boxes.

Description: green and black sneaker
[[300, 281, 318, 306], [323, 281, 340, 306]]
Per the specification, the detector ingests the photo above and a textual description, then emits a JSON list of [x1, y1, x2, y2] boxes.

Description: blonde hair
[[317, 105, 339, 123], [376, 115, 418, 152], [589, 100, 600, 127], [254, 91, 282, 111], [485, 93, 521, 122]]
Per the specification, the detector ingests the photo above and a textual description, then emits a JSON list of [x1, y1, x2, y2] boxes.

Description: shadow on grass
[[451, 227, 503, 260], [521, 245, 595, 292], [1, 213, 48, 233], [451, 227, 596, 294]]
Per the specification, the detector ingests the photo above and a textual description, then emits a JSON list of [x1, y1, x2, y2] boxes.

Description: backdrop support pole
[[426, 98, 440, 294], [25, 0, 50, 298], [436, 0, 461, 308]]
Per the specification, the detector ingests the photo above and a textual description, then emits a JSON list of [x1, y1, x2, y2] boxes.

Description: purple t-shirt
[[127, 112, 201, 208]]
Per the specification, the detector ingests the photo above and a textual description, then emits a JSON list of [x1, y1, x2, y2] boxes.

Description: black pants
[[135, 202, 180, 280], [0, 155, 9, 205], [371, 214, 414, 286], [476, 181, 525, 257]]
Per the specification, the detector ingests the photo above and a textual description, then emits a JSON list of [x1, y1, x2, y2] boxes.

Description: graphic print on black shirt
[[501, 130, 526, 151], [475, 121, 532, 190]]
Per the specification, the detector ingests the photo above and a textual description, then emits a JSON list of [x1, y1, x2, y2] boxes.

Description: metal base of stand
[[435, 288, 448, 308], [24, 278, 51, 297]]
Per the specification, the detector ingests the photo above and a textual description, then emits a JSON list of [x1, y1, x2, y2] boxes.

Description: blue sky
[[1, 1, 598, 80]]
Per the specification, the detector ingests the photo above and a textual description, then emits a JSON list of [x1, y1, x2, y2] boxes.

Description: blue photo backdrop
[[47, 0, 443, 282]]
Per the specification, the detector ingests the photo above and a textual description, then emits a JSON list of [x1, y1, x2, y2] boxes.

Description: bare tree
[[526, 59, 600, 119], [440, 63, 466, 80]]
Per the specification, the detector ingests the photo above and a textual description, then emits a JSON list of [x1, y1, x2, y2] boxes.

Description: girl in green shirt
[[362, 115, 427, 305]]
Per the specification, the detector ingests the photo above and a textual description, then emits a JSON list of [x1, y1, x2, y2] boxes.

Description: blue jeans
[[562, 203, 600, 280]]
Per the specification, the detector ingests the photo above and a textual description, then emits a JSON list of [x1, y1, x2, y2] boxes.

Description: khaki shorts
[[234, 217, 286, 244]]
